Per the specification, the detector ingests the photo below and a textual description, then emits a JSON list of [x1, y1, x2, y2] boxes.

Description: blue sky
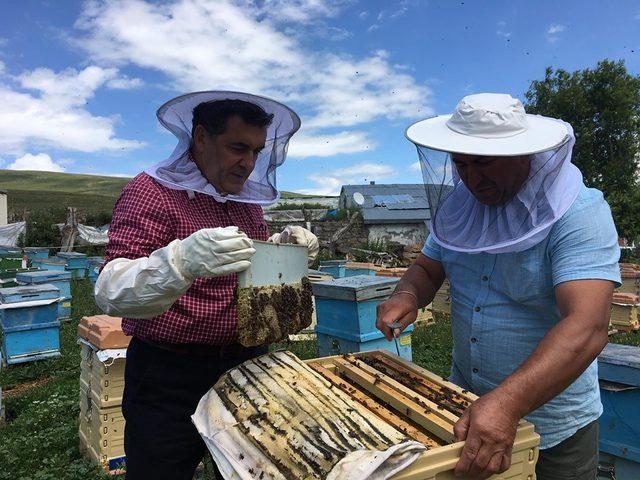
[[0, 0, 638, 195]]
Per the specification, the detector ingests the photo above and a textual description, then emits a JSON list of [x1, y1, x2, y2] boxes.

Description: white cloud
[[496, 21, 511, 38], [7, 153, 65, 172], [367, 24, 380, 32], [546, 23, 566, 42], [107, 75, 144, 89], [257, 0, 352, 23], [358, 10, 369, 20], [73, 0, 432, 158], [298, 162, 396, 195], [0, 65, 145, 154], [288, 131, 375, 158], [547, 24, 566, 34], [410, 161, 421, 172]]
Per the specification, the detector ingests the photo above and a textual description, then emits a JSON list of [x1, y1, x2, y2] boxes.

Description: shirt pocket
[[493, 248, 554, 303]]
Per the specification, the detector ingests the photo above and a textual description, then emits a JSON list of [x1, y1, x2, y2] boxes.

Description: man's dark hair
[[191, 99, 274, 140]]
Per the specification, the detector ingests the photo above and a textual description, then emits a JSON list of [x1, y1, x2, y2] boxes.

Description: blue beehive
[[318, 260, 347, 278], [86, 257, 105, 285], [598, 343, 640, 479], [317, 331, 413, 360], [16, 271, 72, 321], [58, 252, 88, 279], [37, 258, 67, 272], [57, 251, 88, 269], [24, 247, 49, 261], [0, 246, 21, 256], [344, 263, 377, 277], [313, 275, 413, 360], [0, 284, 61, 365]]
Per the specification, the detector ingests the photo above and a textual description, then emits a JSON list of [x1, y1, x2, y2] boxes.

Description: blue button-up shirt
[[423, 185, 621, 449]]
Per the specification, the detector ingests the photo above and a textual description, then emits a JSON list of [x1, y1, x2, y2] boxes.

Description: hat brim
[[157, 90, 301, 142], [405, 114, 569, 156]]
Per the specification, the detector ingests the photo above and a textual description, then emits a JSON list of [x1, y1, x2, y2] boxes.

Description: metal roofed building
[[339, 183, 444, 246]]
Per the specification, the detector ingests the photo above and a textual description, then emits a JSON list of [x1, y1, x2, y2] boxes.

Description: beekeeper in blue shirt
[[377, 93, 620, 480]]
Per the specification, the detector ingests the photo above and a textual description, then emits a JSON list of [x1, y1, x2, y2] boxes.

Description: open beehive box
[[307, 350, 539, 479]]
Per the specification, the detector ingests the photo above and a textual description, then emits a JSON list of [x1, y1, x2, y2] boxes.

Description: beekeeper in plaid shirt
[[95, 91, 318, 480], [378, 94, 620, 480]]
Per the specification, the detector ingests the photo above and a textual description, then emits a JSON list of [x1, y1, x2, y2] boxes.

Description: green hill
[[0, 169, 319, 219]]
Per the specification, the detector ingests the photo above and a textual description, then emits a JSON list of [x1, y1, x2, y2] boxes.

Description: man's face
[[451, 153, 531, 206], [192, 115, 267, 195]]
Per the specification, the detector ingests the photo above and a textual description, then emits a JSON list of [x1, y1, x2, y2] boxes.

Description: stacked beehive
[[77, 314, 129, 472], [313, 275, 415, 360], [0, 284, 61, 365], [402, 244, 422, 266], [58, 252, 89, 280], [16, 270, 72, 322], [611, 293, 640, 333], [618, 263, 640, 296]]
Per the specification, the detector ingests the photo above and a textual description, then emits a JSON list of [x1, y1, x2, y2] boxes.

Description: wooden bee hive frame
[[307, 350, 540, 479]]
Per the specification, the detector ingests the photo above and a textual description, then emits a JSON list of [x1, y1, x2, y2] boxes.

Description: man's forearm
[[395, 255, 445, 309], [495, 312, 609, 419]]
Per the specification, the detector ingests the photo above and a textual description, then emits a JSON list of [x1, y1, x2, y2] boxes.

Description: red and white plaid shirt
[[105, 173, 269, 345]]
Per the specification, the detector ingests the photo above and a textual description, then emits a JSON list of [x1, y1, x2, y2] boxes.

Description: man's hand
[[453, 389, 521, 479], [268, 225, 319, 264], [177, 226, 255, 279], [376, 292, 418, 341]]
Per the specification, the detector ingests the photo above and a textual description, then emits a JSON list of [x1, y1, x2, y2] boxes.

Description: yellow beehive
[[79, 382, 126, 472], [611, 293, 640, 332], [618, 270, 640, 295], [307, 351, 539, 480], [79, 343, 126, 408]]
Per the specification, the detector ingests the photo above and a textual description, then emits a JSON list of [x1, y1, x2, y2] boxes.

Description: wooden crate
[[307, 351, 539, 479]]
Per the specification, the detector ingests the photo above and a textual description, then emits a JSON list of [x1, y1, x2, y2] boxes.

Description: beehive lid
[[312, 274, 399, 301], [598, 343, 640, 387], [0, 284, 60, 303], [57, 252, 87, 259], [16, 270, 72, 283], [345, 262, 376, 270], [78, 314, 130, 350], [307, 268, 334, 282], [40, 258, 66, 265], [319, 259, 347, 267]]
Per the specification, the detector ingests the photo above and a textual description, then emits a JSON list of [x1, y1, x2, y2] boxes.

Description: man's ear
[[192, 125, 209, 153]]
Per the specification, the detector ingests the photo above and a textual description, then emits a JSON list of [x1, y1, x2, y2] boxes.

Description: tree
[[525, 60, 640, 239]]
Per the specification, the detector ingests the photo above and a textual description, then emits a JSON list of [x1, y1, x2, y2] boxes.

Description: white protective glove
[[268, 225, 319, 265], [95, 227, 255, 319], [177, 227, 255, 280]]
